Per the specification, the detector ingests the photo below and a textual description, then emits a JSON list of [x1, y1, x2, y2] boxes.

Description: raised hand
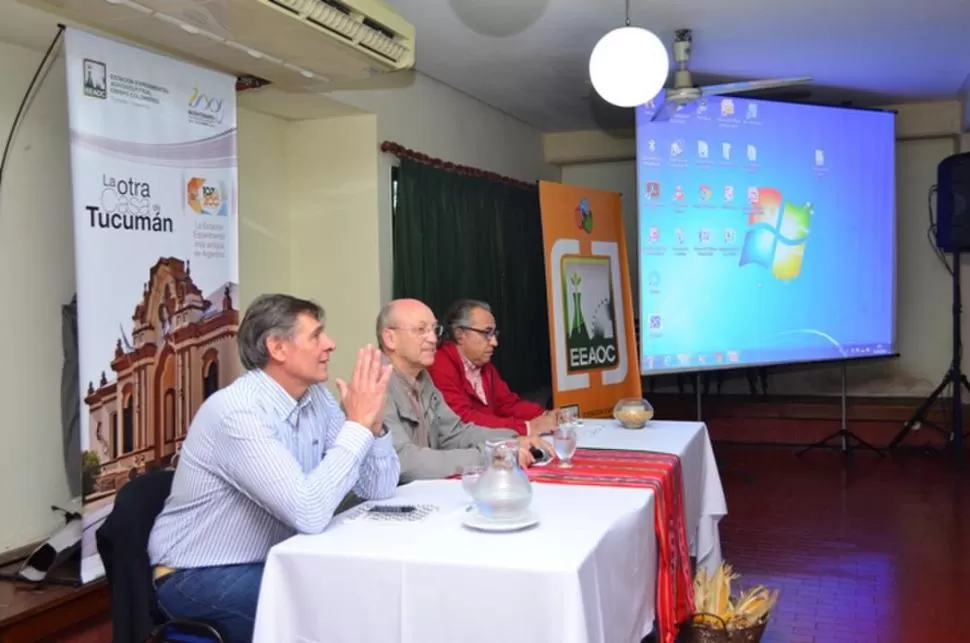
[[335, 345, 393, 436]]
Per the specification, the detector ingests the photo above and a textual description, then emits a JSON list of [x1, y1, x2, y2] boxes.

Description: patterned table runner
[[528, 448, 694, 643]]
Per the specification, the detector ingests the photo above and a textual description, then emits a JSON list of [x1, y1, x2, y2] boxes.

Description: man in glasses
[[429, 299, 558, 438], [377, 298, 550, 483]]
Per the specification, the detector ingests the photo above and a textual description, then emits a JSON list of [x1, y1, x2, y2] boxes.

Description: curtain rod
[[380, 141, 537, 191]]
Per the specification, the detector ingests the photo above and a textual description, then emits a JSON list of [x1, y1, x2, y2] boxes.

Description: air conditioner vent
[[26, 0, 416, 91]]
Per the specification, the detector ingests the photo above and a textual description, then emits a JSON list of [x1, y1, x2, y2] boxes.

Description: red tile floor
[[59, 444, 970, 643], [715, 444, 970, 643]]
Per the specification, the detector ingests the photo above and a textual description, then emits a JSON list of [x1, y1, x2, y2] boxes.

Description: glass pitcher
[[472, 439, 533, 521]]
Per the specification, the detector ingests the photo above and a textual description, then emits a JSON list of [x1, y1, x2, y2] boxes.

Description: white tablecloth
[[254, 480, 657, 643], [574, 419, 727, 572]]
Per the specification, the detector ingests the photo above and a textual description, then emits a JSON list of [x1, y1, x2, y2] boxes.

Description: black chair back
[[96, 469, 223, 643]]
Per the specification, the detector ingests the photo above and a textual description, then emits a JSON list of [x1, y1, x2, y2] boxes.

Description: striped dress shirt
[[148, 369, 400, 568]]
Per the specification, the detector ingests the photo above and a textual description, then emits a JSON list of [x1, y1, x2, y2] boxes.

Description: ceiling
[[0, 0, 363, 122], [384, 0, 970, 131], [3, 0, 969, 132]]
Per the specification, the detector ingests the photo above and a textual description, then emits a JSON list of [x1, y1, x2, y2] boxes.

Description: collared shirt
[[148, 369, 400, 568], [460, 353, 488, 405], [383, 368, 518, 482], [395, 370, 431, 448], [459, 351, 532, 435]]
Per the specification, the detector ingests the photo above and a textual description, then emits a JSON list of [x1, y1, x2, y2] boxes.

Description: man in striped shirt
[[148, 294, 399, 642]]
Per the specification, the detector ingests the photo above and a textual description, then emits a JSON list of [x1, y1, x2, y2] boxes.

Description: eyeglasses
[[459, 326, 500, 341], [390, 323, 443, 338]]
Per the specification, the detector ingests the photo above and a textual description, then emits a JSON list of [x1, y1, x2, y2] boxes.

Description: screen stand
[[796, 363, 885, 458], [695, 373, 702, 421], [887, 249, 969, 467]]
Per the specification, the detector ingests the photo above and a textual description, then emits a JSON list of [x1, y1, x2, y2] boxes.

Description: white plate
[[462, 509, 540, 533]]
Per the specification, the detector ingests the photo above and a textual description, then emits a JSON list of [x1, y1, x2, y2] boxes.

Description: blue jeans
[[155, 564, 264, 643]]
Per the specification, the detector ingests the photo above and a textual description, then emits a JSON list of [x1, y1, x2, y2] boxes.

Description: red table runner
[[528, 448, 694, 643]]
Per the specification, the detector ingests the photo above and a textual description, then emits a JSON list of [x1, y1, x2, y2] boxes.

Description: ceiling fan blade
[[699, 77, 812, 96]]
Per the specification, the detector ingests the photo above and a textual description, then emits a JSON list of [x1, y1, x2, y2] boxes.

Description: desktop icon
[[698, 140, 709, 158], [720, 99, 734, 117], [674, 186, 685, 201], [714, 352, 724, 364], [645, 181, 661, 199], [739, 187, 813, 281], [724, 185, 735, 202], [671, 139, 684, 157], [648, 226, 661, 242], [698, 228, 712, 244], [697, 99, 708, 116], [700, 184, 712, 201], [647, 138, 657, 153], [815, 149, 825, 166], [648, 270, 661, 288], [648, 314, 663, 334], [727, 351, 739, 363], [747, 187, 760, 205], [722, 142, 731, 160], [747, 144, 757, 162], [746, 103, 758, 119], [674, 227, 685, 245], [724, 228, 736, 244], [645, 355, 655, 369]]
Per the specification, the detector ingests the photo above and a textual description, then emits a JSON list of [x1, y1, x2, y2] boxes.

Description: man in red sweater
[[428, 299, 559, 437]]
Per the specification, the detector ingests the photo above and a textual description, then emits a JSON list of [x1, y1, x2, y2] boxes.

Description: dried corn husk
[[690, 562, 779, 631]]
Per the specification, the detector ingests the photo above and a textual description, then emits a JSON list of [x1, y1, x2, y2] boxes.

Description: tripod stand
[[797, 363, 885, 457], [887, 250, 968, 467]]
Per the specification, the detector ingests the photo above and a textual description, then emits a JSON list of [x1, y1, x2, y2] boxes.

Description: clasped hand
[[335, 345, 393, 436]]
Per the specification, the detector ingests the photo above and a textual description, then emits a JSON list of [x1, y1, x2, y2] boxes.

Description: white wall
[[560, 128, 965, 397], [284, 113, 382, 385], [332, 73, 561, 303], [0, 40, 76, 555]]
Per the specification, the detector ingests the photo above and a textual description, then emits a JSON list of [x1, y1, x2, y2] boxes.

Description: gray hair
[[375, 301, 396, 352], [237, 294, 323, 370], [442, 299, 491, 341]]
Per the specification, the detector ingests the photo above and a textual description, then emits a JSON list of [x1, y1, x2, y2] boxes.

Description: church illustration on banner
[[80, 257, 240, 501]]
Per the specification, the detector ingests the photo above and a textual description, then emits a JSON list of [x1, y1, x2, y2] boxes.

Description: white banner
[[64, 28, 240, 583]]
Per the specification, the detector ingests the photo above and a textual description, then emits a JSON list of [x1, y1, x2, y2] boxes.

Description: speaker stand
[[797, 363, 885, 458], [887, 249, 968, 468]]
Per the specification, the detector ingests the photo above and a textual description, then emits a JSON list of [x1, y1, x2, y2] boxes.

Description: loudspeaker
[[935, 152, 970, 253]]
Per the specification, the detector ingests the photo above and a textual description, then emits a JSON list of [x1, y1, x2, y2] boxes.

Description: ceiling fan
[[644, 29, 812, 121]]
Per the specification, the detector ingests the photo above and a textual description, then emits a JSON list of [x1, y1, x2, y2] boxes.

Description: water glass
[[560, 407, 577, 427], [554, 424, 578, 468], [461, 464, 484, 498]]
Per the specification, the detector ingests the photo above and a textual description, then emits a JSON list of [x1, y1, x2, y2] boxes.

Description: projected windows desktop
[[636, 98, 896, 374]]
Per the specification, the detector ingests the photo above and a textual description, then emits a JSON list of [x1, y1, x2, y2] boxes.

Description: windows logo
[[738, 188, 813, 281]]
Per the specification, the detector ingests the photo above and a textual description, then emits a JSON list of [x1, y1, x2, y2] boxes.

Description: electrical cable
[[0, 25, 65, 194]]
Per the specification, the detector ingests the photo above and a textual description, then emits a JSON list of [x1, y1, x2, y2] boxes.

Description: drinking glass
[[559, 407, 577, 427], [461, 464, 484, 498], [554, 424, 578, 468]]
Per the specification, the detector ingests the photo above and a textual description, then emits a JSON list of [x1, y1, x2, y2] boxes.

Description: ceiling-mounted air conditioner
[[24, 0, 416, 92]]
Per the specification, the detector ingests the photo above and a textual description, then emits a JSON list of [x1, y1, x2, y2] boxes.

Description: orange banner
[[538, 181, 641, 418]]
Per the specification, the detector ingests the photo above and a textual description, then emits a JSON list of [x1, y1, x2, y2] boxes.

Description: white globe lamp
[[589, 26, 669, 108]]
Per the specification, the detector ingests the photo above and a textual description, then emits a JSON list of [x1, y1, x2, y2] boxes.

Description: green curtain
[[392, 158, 550, 395]]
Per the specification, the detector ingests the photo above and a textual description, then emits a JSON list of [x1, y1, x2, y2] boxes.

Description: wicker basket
[[681, 613, 768, 643]]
